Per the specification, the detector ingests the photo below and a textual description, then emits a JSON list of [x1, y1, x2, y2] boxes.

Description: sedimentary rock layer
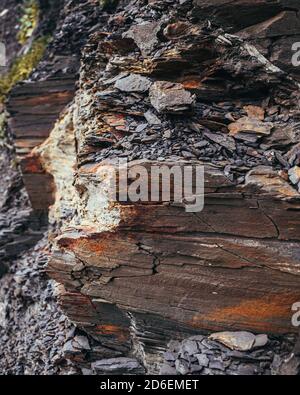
[[3, 0, 300, 374]]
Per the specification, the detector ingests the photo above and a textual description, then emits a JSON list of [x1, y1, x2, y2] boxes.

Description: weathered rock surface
[[1, 0, 300, 376]]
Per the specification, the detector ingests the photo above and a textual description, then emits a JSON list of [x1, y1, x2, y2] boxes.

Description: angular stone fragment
[[144, 110, 161, 125], [91, 357, 145, 374], [209, 331, 257, 351], [239, 11, 300, 40], [175, 358, 190, 375], [123, 21, 161, 57], [244, 105, 265, 120], [244, 166, 300, 199], [180, 339, 199, 356], [72, 335, 90, 351], [204, 131, 236, 151], [195, 353, 209, 367], [261, 125, 300, 149], [115, 73, 152, 93], [229, 117, 273, 138], [288, 166, 300, 188], [149, 81, 196, 114]]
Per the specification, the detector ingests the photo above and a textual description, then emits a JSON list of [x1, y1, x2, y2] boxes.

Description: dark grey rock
[[204, 131, 236, 151], [149, 81, 196, 114], [175, 358, 190, 375], [195, 353, 209, 367], [180, 339, 200, 356], [144, 110, 161, 125], [115, 74, 152, 93], [160, 363, 178, 375], [123, 21, 162, 57], [92, 357, 145, 375]]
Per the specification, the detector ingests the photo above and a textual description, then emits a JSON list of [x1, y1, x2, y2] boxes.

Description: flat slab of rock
[[123, 21, 161, 57], [229, 116, 273, 140], [115, 74, 152, 93], [149, 81, 196, 113], [92, 357, 145, 375], [209, 331, 268, 351], [289, 166, 300, 189]]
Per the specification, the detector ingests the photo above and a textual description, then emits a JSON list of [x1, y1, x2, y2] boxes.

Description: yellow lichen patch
[[0, 36, 49, 103], [17, 0, 40, 45]]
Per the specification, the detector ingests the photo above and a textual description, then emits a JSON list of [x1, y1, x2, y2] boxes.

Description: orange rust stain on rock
[[58, 235, 112, 255], [95, 324, 129, 342], [79, 239, 107, 254], [20, 153, 45, 174], [190, 293, 299, 333], [181, 79, 202, 89]]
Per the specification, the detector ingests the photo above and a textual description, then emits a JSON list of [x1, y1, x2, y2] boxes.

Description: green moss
[[18, 0, 40, 45], [0, 36, 50, 103]]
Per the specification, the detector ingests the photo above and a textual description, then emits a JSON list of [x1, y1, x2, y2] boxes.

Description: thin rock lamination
[[32, 0, 300, 372], [5, 0, 300, 374]]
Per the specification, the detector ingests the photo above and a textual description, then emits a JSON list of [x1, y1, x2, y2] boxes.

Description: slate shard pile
[[0, 236, 80, 375], [1, 0, 300, 375], [0, 136, 47, 277], [161, 332, 298, 375]]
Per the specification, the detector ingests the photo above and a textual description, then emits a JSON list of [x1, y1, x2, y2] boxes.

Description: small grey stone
[[149, 81, 195, 114], [163, 130, 172, 139], [209, 361, 225, 371], [180, 339, 200, 356], [136, 123, 148, 133], [144, 110, 161, 125], [204, 131, 236, 151], [195, 353, 209, 367], [72, 335, 90, 351], [175, 358, 190, 375], [288, 166, 300, 186], [164, 351, 176, 362], [160, 363, 177, 375], [253, 334, 269, 349], [63, 340, 78, 355]]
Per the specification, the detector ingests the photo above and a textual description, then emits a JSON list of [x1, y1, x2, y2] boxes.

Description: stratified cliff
[[0, 0, 300, 375]]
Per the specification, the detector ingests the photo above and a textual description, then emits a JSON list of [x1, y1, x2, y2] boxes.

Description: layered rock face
[[42, 0, 300, 372], [1, 0, 300, 374]]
